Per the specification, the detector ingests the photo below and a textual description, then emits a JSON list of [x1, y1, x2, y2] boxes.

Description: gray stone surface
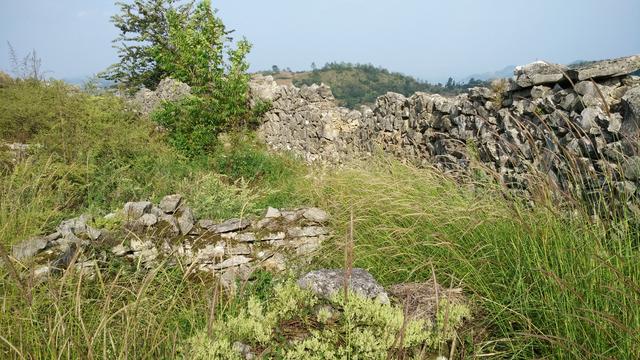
[[514, 61, 569, 88], [621, 86, 640, 139], [177, 207, 195, 235], [573, 55, 640, 81], [12, 237, 48, 260], [213, 218, 251, 233], [236, 232, 257, 242], [159, 194, 182, 214], [12, 194, 331, 286], [213, 255, 252, 270], [297, 268, 390, 304], [137, 213, 158, 227], [624, 156, 640, 181], [58, 215, 90, 237], [251, 55, 640, 213], [288, 226, 329, 237], [132, 78, 191, 116], [302, 207, 329, 223], [124, 201, 152, 220], [264, 207, 281, 218]]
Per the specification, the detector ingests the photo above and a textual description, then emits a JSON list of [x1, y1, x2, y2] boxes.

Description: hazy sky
[[1, 0, 639, 82]]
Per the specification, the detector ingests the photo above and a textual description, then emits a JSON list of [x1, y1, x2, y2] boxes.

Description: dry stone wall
[[10, 195, 331, 291], [252, 55, 640, 208]]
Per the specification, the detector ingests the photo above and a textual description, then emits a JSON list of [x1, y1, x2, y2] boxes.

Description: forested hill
[[262, 62, 490, 108]]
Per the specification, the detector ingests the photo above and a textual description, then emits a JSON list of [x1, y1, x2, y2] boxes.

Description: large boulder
[[297, 268, 390, 304]]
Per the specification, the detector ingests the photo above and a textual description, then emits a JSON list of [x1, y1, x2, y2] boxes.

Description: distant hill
[[63, 76, 114, 88], [262, 62, 489, 108], [461, 65, 514, 83]]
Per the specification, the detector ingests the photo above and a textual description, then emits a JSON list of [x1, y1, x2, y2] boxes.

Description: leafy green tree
[[445, 77, 455, 89], [149, 0, 256, 156], [106, 0, 258, 156], [103, 0, 194, 91]]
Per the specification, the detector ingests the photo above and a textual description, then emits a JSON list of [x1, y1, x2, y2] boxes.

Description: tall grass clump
[[0, 261, 215, 358], [306, 156, 640, 359]]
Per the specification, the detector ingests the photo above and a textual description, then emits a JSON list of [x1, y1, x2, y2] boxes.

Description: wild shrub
[[109, 0, 255, 155], [186, 278, 469, 358]]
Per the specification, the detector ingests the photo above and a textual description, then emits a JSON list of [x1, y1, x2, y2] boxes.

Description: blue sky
[[1, 0, 639, 83]]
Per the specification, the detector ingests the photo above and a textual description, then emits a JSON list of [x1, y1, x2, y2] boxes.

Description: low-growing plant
[[185, 278, 468, 359]]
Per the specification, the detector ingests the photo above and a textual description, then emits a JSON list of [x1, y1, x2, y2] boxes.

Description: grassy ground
[[1, 80, 639, 359], [306, 159, 640, 358]]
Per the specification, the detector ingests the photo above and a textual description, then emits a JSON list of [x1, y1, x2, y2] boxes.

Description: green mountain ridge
[[262, 62, 489, 108]]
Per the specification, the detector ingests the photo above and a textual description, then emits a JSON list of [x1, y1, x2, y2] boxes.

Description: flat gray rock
[[288, 226, 328, 237], [213, 218, 251, 233], [264, 207, 281, 218], [302, 207, 329, 223], [197, 219, 215, 229], [236, 232, 257, 242], [623, 156, 640, 181], [158, 214, 180, 236], [124, 201, 152, 220], [297, 268, 390, 304], [177, 207, 195, 235], [159, 194, 182, 214], [12, 236, 48, 260], [514, 61, 569, 88], [58, 215, 90, 237], [137, 213, 158, 227], [213, 255, 252, 270], [227, 243, 251, 255], [573, 55, 640, 81], [621, 86, 640, 138]]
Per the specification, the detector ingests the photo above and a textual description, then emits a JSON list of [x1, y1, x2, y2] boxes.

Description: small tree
[[103, 0, 194, 90], [106, 0, 258, 156]]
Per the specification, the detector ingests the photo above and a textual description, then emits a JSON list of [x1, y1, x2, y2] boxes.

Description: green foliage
[[151, 95, 220, 156], [288, 62, 490, 108], [136, 0, 254, 155], [186, 278, 465, 358], [0, 81, 299, 249], [0, 263, 212, 358], [0, 79, 315, 358], [103, 0, 194, 90], [154, 0, 250, 95]]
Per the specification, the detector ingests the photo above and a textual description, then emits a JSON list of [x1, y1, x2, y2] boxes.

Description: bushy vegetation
[[106, 0, 258, 156], [0, 80, 302, 247], [276, 62, 488, 108], [187, 278, 469, 359]]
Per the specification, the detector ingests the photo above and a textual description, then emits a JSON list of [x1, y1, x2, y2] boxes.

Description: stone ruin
[[9, 194, 330, 290], [251, 55, 640, 211]]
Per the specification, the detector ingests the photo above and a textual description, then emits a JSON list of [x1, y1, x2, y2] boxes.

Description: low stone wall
[[10, 195, 330, 290], [251, 55, 640, 208]]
